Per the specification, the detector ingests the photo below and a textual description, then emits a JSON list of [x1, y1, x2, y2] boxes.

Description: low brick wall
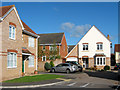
[[38, 59, 63, 72]]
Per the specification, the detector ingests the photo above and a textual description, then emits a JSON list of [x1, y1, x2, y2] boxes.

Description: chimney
[[107, 35, 110, 40]]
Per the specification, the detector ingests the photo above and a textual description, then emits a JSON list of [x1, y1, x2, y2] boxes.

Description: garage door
[[66, 57, 78, 61]]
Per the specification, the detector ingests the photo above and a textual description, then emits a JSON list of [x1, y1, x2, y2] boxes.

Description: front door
[[83, 58, 89, 68], [22, 60, 24, 73]]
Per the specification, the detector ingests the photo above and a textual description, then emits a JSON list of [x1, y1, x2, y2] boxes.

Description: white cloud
[[61, 22, 91, 38]]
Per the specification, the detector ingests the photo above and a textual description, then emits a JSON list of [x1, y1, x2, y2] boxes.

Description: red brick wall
[[60, 34, 68, 58]]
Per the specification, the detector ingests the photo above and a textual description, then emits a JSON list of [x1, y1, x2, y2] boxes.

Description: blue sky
[[2, 2, 118, 51]]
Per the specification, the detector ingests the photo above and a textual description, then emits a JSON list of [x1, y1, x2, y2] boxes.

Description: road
[[38, 70, 119, 89]]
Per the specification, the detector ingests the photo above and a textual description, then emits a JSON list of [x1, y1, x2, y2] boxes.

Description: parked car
[[118, 66, 120, 80], [114, 63, 120, 70], [66, 61, 83, 72], [50, 63, 79, 74]]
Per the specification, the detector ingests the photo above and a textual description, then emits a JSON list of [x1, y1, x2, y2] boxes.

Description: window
[[42, 56, 46, 61], [43, 45, 45, 51], [29, 55, 34, 67], [83, 44, 88, 50], [95, 57, 106, 66], [9, 25, 16, 40], [97, 44, 103, 50], [49, 46, 57, 51], [7, 52, 17, 68], [28, 36, 34, 47]]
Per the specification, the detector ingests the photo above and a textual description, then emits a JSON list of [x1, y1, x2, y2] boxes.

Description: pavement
[[0, 70, 119, 89]]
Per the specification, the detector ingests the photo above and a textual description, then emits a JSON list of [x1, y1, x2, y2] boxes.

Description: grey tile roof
[[38, 33, 64, 45], [68, 45, 75, 53]]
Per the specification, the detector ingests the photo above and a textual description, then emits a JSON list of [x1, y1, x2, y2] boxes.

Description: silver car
[[50, 63, 79, 74]]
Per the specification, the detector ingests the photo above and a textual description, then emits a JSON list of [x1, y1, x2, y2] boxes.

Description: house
[[37, 33, 68, 71], [0, 5, 39, 81], [114, 44, 120, 63], [65, 25, 112, 70]]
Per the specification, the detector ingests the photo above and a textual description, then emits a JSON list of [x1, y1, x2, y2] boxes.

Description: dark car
[[66, 61, 83, 72], [114, 63, 120, 70], [50, 63, 79, 74]]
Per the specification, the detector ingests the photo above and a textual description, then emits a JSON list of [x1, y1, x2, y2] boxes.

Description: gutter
[[22, 29, 39, 38]]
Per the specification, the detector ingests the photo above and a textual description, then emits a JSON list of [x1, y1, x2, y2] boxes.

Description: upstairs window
[[97, 44, 103, 50], [43, 45, 45, 51], [49, 46, 57, 51], [28, 36, 34, 47], [9, 25, 16, 40], [83, 44, 88, 50]]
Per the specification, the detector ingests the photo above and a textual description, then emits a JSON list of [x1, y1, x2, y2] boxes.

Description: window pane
[[97, 58, 99, 65], [100, 58, 102, 65], [103, 58, 105, 64], [43, 45, 45, 50], [94, 58, 96, 65], [97, 44, 99, 50], [100, 44, 102, 50], [83, 45, 85, 50], [12, 27, 15, 39], [86, 45, 88, 50], [9, 26, 12, 38]]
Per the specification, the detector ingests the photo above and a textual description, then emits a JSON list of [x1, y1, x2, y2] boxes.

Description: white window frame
[[28, 36, 34, 47], [7, 52, 17, 68], [9, 25, 16, 40], [28, 55, 34, 67], [42, 56, 46, 61], [83, 44, 88, 51], [97, 44, 103, 50], [95, 57, 106, 66]]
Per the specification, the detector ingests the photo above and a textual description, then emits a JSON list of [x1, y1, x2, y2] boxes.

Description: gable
[[79, 25, 111, 44]]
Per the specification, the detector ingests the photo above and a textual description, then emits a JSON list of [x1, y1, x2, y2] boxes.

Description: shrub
[[55, 55, 61, 59], [50, 61, 54, 67], [104, 65, 110, 71], [44, 62, 51, 71], [101, 69, 104, 71]]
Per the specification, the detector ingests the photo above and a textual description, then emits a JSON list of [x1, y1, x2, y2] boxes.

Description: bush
[[44, 62, 51, 71], [50, 61, 54, 67], [104, 65, 110, 71]]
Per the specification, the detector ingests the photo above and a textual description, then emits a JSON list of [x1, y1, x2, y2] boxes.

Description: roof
[[68, 45, 75, 53], [0, 5, 14, 17], [115, 44, 120, 52], [38, 33, 64, 45], [21, 20, 37, 35], [0, 5, 38, 36], [22, 47, 32, 54]]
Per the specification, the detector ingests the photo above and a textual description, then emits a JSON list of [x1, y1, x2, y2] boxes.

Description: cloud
[[61, 22, 75, 32], [61, 22, 91, 38]]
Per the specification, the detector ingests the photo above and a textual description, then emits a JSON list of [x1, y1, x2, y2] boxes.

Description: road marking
[[67, 83, 76, 86], [80, 83, 90, 88], [56, 78, 72, 81]]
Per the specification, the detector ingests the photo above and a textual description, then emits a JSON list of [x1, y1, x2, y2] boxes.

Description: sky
[[2, 2, 118, 51]]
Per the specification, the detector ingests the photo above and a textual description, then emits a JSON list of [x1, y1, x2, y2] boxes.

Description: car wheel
[[52, 69, 55, 73], [79, 68, 83, 72], [66, 69, 70, 74]]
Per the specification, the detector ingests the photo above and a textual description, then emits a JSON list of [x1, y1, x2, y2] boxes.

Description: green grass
[[3, 74, 65, 83]]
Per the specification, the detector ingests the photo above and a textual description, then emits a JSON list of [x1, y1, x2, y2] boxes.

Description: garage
[[66, 57, 78, 62]]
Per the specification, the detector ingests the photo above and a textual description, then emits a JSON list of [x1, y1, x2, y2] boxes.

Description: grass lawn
[[3, 74, 65, 83]]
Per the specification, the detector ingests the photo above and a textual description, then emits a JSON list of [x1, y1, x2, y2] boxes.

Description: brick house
[[0, 5, 39, 81], [37, 33, 68, 71], [114, 44, 120, 63], [65, 25, 112, 70]]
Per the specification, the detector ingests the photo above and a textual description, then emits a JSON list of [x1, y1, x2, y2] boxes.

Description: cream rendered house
[[65, 25, 112, 69]]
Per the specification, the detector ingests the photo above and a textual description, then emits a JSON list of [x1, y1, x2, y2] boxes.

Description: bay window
[[95, 57, 106, 66]]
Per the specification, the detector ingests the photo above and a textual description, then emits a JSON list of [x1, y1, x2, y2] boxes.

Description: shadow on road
[[84, 71, 119, 81]]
